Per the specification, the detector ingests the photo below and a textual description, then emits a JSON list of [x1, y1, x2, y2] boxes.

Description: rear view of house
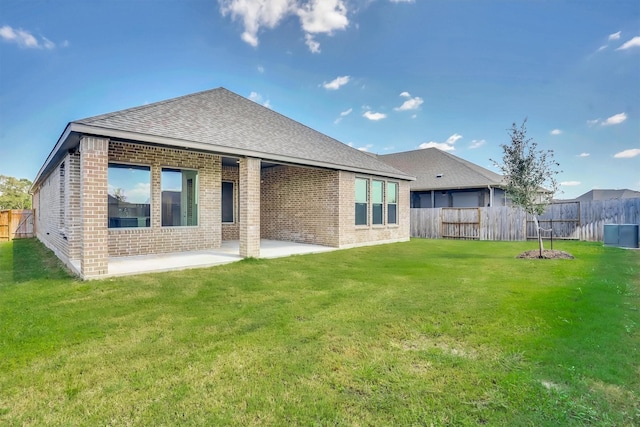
[[31, 88, 413, 279]]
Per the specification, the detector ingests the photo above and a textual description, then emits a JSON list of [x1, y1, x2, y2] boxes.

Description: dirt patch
[[517, 249, 574, 259]]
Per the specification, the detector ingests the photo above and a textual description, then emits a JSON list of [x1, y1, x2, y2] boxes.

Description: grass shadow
[[3, 238, 72, 284]]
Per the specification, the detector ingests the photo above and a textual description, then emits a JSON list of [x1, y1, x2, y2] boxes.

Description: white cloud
[[445, 133, 463, 145], [363, 111, 387, 121], [608, 31, 621, 41], [305, 34, 320, 53], [616, 36, 640, 50], [587, 118, 600, 127], [390, 0, 415, 3], [323, 75, 350, 90], [394, 93, 423, 111], [297, 0, 348, 34], [334, 107, 352, 124], [614, 148, 640, 159], [0, 25, 57, 49], [219, 0, 296, 47], [550, 129, 562, 135], [248, 91, 271, 108], [347, 142, 373, 151], [219, 0, 348, 52], [257, 65, 265, 73], [578, 152, 590, 157], [418, 142, 455, 151], [469, 139, 486, 149], [560, 181, 581, 187], [418, 134, 462, 151], [601, 112, 627, 126]]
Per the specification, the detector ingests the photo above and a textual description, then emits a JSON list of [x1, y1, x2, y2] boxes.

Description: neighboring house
[[31, 88, 413, 279], [573, 189, 640, 202], [379, 148, 508, 208]]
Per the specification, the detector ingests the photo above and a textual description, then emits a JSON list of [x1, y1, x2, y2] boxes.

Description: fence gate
[[441, 208, 481, 240], [0, 209, 35, 241]]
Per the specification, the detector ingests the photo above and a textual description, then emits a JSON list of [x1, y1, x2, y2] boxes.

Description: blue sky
[[1, 0, 638, 199]]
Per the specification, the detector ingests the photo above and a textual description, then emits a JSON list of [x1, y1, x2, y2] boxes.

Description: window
[[162, 168, 198, 226], [387, 182, 398, 224], [355, 178, 368, 225], [108, 164, 151, 228], [372, 180, 384, 225], [222, 181, 234, 223]]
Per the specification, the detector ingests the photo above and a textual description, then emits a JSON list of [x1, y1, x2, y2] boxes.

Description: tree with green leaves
[[0, 175, 33, 210], [492, 120, 560, 257]]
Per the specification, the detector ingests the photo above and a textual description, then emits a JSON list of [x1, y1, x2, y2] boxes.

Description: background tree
[[492, 120, 560, 257], [0, 175, 32, 210]]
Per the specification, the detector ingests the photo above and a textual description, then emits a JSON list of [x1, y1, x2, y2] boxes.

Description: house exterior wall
[[33, 158, 69, 262], [337, 171, 410, 247], [107, 141, 221, 257], [261, 165, 341, 247]]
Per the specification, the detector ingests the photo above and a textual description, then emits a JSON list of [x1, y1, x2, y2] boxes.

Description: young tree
[[0, 175, 33, 210], [492, 120, 560, 257]]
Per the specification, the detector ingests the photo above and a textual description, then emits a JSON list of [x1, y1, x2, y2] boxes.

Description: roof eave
[[41, 123, 415, 182]]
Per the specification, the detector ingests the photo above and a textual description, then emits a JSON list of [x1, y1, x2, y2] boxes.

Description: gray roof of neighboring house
[[575, 189, 640, 202], [379, 147, 504, 191], [34, 88, 413, 186]]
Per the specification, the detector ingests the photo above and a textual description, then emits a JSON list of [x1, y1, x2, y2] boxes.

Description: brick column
[[239, 157, 261, 258], [79, 136, 109, 278]]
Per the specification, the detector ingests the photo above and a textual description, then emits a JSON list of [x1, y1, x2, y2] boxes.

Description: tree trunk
[[533, 215, 544, 257]]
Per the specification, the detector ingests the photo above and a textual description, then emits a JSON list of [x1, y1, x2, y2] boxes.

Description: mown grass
[[1, 238, 638, 426]]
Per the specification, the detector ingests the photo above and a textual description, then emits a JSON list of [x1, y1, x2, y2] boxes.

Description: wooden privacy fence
[[411, 198, 640, 242], [0, 209, 34, 241]]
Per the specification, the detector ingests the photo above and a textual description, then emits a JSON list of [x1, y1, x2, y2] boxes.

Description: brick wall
[[80, 136, 109, 277], [337, 171, 410, 247], [33, 157, 69, 261], [239, 157, 261, 257], [107, 141, 221, 256], [261, 165, 341, 247]]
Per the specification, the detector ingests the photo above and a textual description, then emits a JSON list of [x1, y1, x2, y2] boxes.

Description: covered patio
[[96, 240, 336, 278]]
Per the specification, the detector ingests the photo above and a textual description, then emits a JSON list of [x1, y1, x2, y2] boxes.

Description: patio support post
[[239, 157, 261, 258], [79, 136, 109, 278]]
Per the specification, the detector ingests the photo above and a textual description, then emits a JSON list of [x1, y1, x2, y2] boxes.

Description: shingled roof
[[379, 147, 504, 191], [34, 87, 412, 187]]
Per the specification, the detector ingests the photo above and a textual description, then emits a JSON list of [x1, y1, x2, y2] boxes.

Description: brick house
[[31, 88, 413, 279]]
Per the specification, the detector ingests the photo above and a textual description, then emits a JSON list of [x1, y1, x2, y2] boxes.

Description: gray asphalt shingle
[[379, 147, 504, 190], [75, 87, 411, 179]]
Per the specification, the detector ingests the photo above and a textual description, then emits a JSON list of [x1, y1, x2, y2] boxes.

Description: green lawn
[[1, 238, 638, 426]]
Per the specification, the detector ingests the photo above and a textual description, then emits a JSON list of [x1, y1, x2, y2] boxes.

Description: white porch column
[[239, 157, 261, 258]]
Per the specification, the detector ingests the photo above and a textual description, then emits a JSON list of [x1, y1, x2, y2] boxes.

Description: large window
[[387, 182, 398, 224], [355, 178, 369, 225], [372, 180, 384, 225], [222, 181, 234, 223], [108, 164, 151, 228], [162, 168, 198, 226]]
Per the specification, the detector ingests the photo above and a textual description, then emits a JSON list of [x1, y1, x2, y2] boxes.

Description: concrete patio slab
[[104, 240, 336, 278]]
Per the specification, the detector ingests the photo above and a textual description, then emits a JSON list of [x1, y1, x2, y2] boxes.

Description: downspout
[[487, 185, 494, 207]]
